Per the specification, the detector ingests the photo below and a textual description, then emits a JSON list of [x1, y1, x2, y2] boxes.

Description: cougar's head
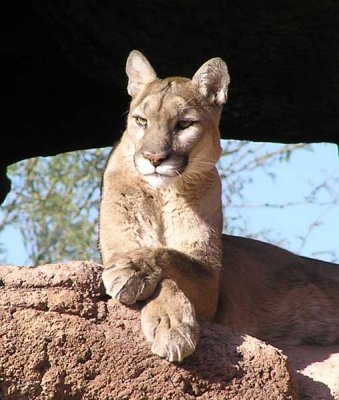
[[125, 50, 230, 188]]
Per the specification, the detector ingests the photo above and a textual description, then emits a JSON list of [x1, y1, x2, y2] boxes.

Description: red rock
[[0, 261, 325, 399]]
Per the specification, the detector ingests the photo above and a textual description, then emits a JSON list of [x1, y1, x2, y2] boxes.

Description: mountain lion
[[99, 50, 339, 362]]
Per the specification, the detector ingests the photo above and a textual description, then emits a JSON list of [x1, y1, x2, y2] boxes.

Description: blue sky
[[220, 141, 338, 262], [0, 141, 338, 265]]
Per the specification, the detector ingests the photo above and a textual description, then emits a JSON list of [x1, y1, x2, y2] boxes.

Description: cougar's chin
[[141, 173, 177, 189]]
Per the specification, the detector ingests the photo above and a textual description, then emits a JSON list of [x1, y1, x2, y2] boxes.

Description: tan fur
[[218, 235, 339, 346], [99, 50, 339, 362]]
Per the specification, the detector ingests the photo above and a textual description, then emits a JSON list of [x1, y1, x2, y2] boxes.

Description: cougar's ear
[[126, 50, 157, 97], [192, 57, 230, 106]]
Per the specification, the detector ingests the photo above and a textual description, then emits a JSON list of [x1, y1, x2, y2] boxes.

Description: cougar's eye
[[176, 120, 194, 130], [134, 116, 147, 127]]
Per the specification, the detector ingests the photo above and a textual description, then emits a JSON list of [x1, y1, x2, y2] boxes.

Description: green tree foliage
[[0, 142, 337, 265], [0, 148, 110, 265], [219, 142, 310, 238], [219, 142, 338, 261]]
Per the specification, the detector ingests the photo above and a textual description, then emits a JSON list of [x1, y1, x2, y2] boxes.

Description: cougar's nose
[[142, 151, 170, 167]]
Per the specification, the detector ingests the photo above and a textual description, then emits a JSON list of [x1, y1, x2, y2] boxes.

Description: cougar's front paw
[[102, 253, 162, 305], [141, 279, 200, 362]]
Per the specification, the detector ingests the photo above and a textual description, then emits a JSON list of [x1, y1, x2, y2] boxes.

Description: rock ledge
[[0, 261, 325, 399]]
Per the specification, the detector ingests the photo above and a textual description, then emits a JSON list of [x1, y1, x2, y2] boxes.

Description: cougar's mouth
[[134, 152, 188, 188], [153, 163, 186, 178]]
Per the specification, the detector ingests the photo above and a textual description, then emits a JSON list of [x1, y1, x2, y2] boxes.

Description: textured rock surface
[[0, 261, 299, 399], [278, 343, 339, 400]]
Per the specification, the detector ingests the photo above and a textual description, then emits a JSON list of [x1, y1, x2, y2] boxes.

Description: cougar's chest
[[115, 184, 164, 247], [160, 191, 212, 251]]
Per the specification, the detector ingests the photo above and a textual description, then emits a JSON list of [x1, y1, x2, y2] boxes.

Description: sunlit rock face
[[0, 261, 300, 399]]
